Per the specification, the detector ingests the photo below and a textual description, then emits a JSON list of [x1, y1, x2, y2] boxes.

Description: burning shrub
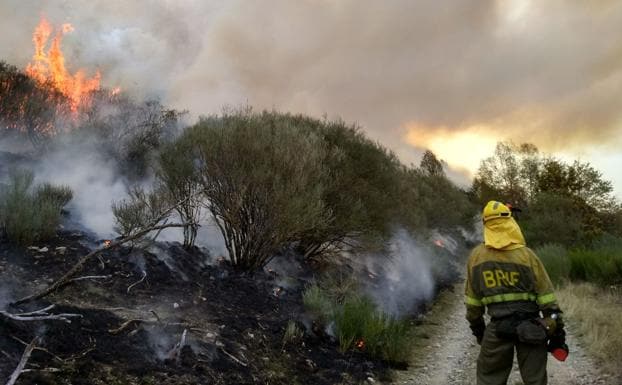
[[0, 169, 72, 245], [0, 61, 70, 145]]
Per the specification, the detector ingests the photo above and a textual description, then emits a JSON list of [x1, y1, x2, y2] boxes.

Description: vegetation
[[303, 281, 415, 364], [282, 320, 304, 346], [0, 61, 70, 145], [157, 139, 202, 248], [471, 141, 620, 248], [0, 169, 72, 245], [144, 109, 477, 270], [535, 237, 622, 286], [556, 283, 622, 377]]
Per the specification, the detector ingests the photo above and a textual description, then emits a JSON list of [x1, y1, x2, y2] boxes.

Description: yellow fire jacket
[[465, 243, 559, 320], [465, 217, 560, 325]]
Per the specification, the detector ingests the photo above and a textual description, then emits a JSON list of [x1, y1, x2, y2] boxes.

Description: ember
[[273, 287, 283, 297], [356, 339, 365, 350], [25, 16, 101, 113]]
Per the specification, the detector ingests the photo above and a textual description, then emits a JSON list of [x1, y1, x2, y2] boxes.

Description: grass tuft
[[557, 282, 622, 377], [0, 169, 72, 245]]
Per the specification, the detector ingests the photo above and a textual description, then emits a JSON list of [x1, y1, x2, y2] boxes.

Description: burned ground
[[0, 231, 393, 385]]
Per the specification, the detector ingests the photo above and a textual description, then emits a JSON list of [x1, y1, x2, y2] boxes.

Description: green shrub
[[535, 244, 570, 286], [36, 182, 73, 208], [0, 170, 72, 245], [302, 283, 334, 323], [334, 296, 414, 364], [187, 110, 330, 270], [568, 247, 622, 285], [282, 320, 304, 345]]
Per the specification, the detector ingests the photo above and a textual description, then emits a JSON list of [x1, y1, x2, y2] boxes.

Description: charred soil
[[0, 232, 391, 384]]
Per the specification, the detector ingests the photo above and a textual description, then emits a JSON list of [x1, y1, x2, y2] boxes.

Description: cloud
[[2, 0, 621, 167]]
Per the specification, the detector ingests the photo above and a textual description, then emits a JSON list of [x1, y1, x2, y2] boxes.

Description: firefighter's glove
[[470, 318, 486, 345], [540, 311, 564, 338]]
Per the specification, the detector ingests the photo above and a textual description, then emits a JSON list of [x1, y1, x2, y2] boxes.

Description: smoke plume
[[2, 1, 622, 161]]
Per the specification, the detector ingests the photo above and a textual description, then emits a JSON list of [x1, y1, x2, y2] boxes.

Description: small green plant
[[302, 283, 334, 323], [0, 169, 72, 245], [282, 320, 304, 346], [319, 270, 359, 304]]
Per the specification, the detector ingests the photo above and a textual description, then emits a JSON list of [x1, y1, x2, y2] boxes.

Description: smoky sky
[[2, 0, 622, 164]]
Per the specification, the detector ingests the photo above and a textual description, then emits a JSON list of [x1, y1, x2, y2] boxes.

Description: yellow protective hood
[[484, 217, 526, 250]]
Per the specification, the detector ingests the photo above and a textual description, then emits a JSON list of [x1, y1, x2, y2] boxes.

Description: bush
[[157, 138, 202, 248], [535, 244, 570, 286], [334, 296, 414, 364], [568, 246, 622, 285], [187, 110, 330, 270], [0, 169, 72, 245]]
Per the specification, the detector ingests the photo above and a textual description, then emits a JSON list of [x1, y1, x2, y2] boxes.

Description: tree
[[420, 150, 445, 177], [472, 141, 536, 206]]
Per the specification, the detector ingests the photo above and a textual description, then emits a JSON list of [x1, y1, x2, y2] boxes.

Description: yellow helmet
[[482, 201, 512, 222]]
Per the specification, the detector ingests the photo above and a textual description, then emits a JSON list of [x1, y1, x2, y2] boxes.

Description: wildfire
[[355, 339, 366, 350], [25, 16, 101, 113], [434, 239, 445, 248], [103, 240, 112, 248]]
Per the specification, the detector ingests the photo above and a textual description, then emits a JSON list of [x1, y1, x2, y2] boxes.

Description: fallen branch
[[219, 347, 248, 367], [108, 319, 148, 335], [108, 317, 194, 335], [127, 270, 147, 293], [12, 222, 189, 306], [0, 305, 82, 323], [70, 275, 112, 282], [6, 337, 38, 385]]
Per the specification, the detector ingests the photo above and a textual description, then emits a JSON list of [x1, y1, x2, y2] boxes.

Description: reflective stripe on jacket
[[465, 243, 558, 321]]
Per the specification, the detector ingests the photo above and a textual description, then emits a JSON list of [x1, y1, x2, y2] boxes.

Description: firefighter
[[465, 201, 565, 385]]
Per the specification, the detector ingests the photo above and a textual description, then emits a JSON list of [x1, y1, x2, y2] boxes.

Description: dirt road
[[395, 281, 611, 385]]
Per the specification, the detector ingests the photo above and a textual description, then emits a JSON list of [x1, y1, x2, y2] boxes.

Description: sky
[[1, 0, 621, 196]]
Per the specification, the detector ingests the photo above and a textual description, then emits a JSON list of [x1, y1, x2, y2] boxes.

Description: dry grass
[[556, 282, 622, 377]]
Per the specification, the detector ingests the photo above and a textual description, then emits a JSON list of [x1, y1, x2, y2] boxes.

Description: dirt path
[[394, 281, 610, 385]]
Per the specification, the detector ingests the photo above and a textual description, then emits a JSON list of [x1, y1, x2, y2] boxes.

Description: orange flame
[[434, 239, 444, 248], [25, 16, 100, 113], [103, 240, 112, 248]]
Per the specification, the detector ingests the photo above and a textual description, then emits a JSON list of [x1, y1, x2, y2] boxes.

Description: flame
[[103, 240, 112, 248], [355, 339, 365, 350], [25, 16, 100, 113], [434, 239, 444, 248]]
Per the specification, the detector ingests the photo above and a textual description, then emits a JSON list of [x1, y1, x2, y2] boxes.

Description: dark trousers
[[477, 321, 548, 385]]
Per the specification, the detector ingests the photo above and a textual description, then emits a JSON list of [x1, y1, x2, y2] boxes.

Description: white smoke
[[32, 139, 128, 238], [363, 230, 435, 317]]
